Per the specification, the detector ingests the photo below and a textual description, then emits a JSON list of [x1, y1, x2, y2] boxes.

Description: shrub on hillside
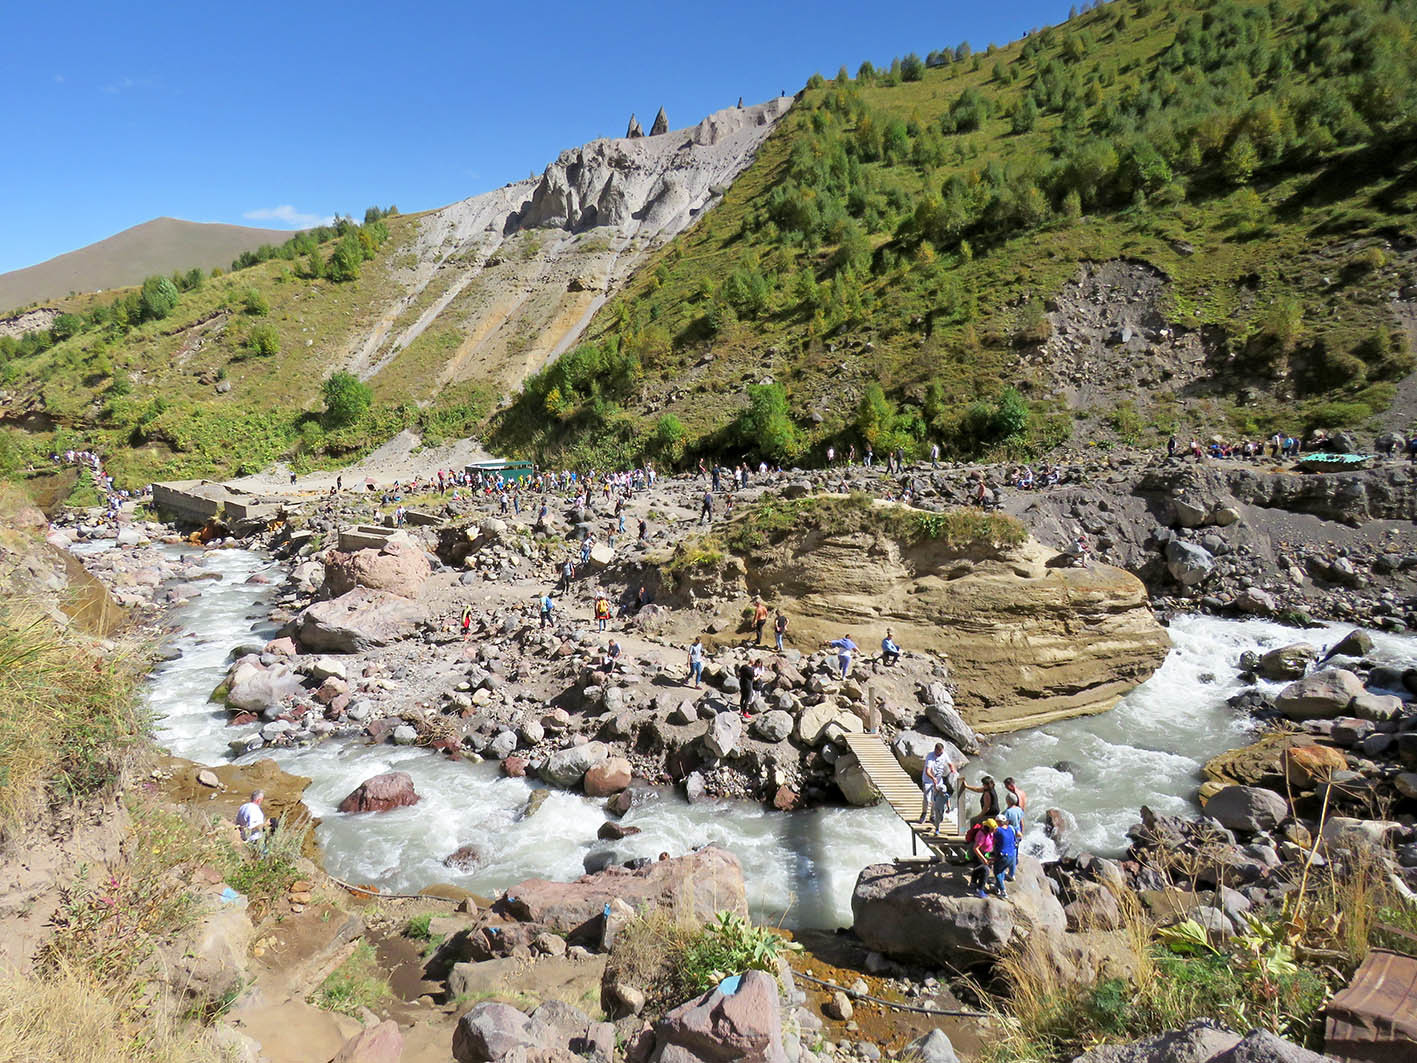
[[321, 371, 373, 428], [247, 324, 280, 357]]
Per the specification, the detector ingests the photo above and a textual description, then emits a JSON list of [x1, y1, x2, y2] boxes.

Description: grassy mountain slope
[[491, 0, 1417, 467], [0, 217, 300, 312]]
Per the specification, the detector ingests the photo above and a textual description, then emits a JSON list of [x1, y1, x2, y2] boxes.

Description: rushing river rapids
[[129, 544, 1417, 929]]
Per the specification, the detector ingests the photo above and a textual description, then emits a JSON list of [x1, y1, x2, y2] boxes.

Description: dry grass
[[0, 604, 142, 829], [0, 961, 225, 1063]]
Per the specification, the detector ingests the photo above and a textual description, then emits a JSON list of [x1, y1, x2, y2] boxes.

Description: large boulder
[[583, 757, 631, 796], [704, 712, 743, 758], [498, 847, 747, 939], [922, 688, 980, 754], [1254, 644, 1315, 682], [294, 587, 426, 653], [751, 710, 793, 743], [1202, 785, 1288, 833], [1166, 540, 1214, 587], [1280, 745, 1347, 787], [224, 656, 303, 712], [323, 534, 431, 599], [338, 771, 420, 813], [651, 968, 786, 1063], [1068, 1019, 1242, 1063], [453, 1000, 610, 1063], [851, 855, 1064, 966], [795, 702, 862, 746], [1274, 669, 1366, 720], [833, 754, 880, 807], [541, 742, 610, 788], [333, 1020, 404, 1063]]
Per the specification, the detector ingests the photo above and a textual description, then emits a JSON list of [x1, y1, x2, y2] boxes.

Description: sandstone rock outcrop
[[497, 847, 746, 938], [626, 113, 643, 138], [649, 106, 669, 136], [732, 500, 1169, 731]]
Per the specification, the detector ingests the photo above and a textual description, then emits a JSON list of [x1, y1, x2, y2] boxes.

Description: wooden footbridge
[[841, 732, 969, 863]]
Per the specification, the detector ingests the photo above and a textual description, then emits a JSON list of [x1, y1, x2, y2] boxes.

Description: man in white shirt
[[236, 790, 267, 844], [921, 744, 945, 832]]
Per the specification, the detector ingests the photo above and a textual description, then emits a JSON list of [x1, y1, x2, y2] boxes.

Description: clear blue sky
[[1, 0, 1075, 274]]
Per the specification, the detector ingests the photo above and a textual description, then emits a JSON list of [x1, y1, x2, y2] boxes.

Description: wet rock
[[225, 657, 303, 712], [1324, 629, 1374, 661], [834, 754, 880, 806], [445, 844, 486, 872], [337, 771, 420, 813], [1255, 644, 1316, 681]]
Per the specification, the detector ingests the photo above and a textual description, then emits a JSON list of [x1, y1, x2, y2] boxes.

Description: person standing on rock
[[688, 636, 705, 688], [236, 790, 267, 846], [752, 598, 769, 645], [967, 818, 995, 898], [461, 605, 474, 641], [737, 658, 758, 717], [826, 634, 858, 677], [1004, 776, 1028, 813], [1004, 789, 1025, 838], [773, 610, 788, 652], [964, 774, 1000, 826], [992, 816, 1018, 897]]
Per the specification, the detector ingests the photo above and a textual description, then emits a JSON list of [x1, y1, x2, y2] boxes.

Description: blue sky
[[1, 0, 1075, 274]]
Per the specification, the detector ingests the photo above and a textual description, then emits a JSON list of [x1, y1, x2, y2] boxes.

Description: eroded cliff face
[[739, 527, 1170, 732], [344, 98, 793, 398]]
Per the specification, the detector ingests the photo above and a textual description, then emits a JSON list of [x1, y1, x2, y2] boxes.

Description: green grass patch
[[309, 942, 391, 1017]]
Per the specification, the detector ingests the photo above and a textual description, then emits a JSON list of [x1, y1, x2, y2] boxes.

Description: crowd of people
[[918, 747, 1029, 899]]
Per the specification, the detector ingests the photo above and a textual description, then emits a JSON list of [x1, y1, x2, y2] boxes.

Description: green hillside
[[0, 211, 488, 486], [492, 0, 1417, 468]]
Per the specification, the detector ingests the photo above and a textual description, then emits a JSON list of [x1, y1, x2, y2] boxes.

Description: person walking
[[560, 558, 575, 593], [737, 658, 759, 717], [594, 595, 611, 632], [687, 636, 705, 688], [460, 604, 474, 641], [539, 592, 555, 630], [752, 597, 769, 645], [920, 742, 946, 833], [699, 490, 714, 525], [826, 634, 858, 677], [773, 610, 788, 651]]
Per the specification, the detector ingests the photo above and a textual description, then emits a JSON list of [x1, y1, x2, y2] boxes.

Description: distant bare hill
[[0, 217, 299, 311]]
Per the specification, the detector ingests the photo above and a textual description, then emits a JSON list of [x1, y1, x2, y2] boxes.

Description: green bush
[[321, 371, 373, 428], [243, 289, 270, 316], [732, 382, 802, 461], [248, 324, 280, 357]]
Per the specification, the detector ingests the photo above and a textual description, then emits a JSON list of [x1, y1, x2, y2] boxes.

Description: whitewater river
[[136, 545, 1417, 929]]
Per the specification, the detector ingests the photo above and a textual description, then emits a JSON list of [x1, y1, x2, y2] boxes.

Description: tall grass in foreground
[[0, 960, 224, 1063], [982, 858, 1417, 1063], [0, 602, 142, 830]]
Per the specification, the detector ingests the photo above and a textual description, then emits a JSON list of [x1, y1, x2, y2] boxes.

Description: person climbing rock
[[826, 634, 858, 677]]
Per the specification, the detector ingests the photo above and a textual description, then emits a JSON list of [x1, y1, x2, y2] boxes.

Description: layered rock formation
[[344, 97, 793, 397], [732, 501, 1169, 731]]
